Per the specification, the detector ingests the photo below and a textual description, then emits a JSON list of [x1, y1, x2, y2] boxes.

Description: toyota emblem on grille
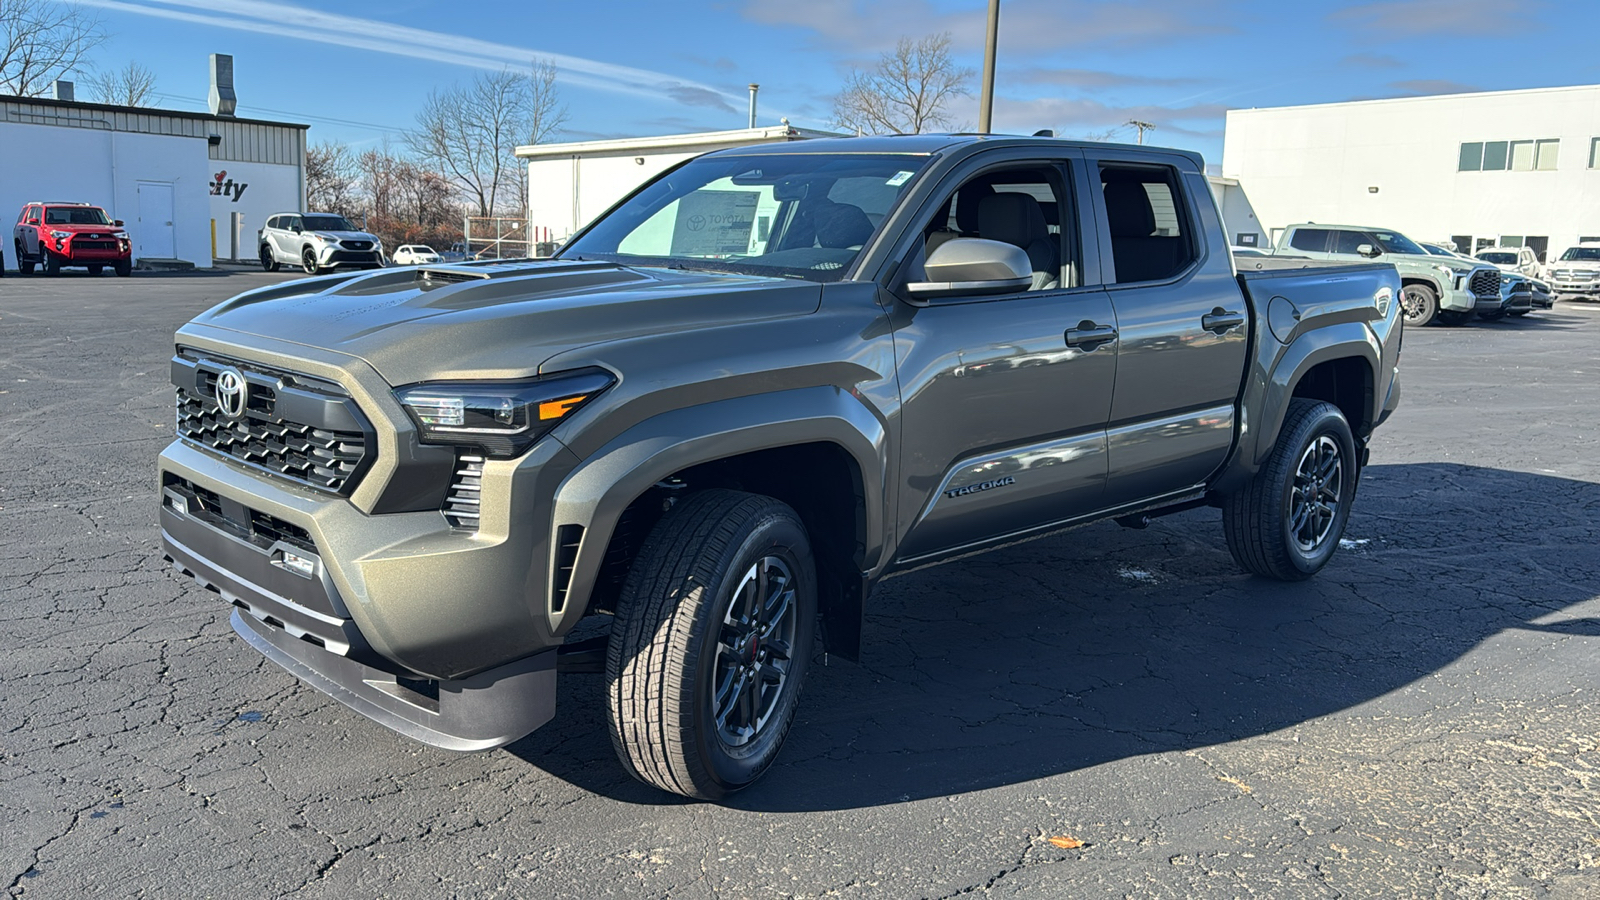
[[215, 367, 247, 418]]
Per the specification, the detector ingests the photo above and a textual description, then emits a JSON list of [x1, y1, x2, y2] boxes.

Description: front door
[[891, 157, 1119, 563], [1088, 157, 1249, 507], [136, 181, 175, 259]]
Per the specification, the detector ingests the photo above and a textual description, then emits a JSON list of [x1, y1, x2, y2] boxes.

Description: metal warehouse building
[[1, 56, 306, 269], [1222, 84, 1600, 261]]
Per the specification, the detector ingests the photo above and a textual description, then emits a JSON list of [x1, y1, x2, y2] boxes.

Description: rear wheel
[[606, 489, 816, 800], [15, 241, 32, 275], [1399, 283, 1437, 326], [260, 244, 280, 272], [1223, 399, 1357, 581]]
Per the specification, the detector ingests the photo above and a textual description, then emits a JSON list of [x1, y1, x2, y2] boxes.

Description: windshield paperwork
[[1560, 246, 1600, 261], [1371, 230, 1427, 256], [559, 153, 932, 282], [303, 215, 355, 231]]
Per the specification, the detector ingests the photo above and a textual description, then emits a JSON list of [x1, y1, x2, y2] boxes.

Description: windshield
[[1370, 230, 1427, 256], [1477, 252, 1517, 265], [560, 153, 932, 282], [1421, 244, 1455, 257], [1560, 246, 1600, 261], [44, 207, 111, 226], [303, 215, 355, 231]]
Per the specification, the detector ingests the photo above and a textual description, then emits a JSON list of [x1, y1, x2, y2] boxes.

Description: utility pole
[[1128, 119, 1155, 145], [978, 0, 1000, 133]]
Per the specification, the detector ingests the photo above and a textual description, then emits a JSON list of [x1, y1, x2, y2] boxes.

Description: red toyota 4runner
[[13, 201, 133, 276]]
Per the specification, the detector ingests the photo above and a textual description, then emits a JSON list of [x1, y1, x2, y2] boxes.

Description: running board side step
[[1114, 497, 1212, 530]]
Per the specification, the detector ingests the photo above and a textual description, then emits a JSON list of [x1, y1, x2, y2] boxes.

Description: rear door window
[[1289, 228, 1330, 253]]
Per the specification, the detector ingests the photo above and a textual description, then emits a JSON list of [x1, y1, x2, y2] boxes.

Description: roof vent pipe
[[748, 83, 759, 129], [209, 53, 237, 117], [52, 80, 74, 101]]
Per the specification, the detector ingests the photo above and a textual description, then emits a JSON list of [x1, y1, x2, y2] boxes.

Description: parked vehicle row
[[1273, 223, 1500, 326]]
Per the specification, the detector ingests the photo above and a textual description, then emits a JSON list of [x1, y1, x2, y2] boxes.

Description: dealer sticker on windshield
[[886, 171, 915, 186]]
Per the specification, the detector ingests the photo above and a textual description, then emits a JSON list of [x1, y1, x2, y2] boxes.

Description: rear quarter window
[[1289, 228, 1330, 252]]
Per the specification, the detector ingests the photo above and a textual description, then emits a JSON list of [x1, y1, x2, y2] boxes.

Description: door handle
[[1201, 308, 1246, 334], [1065, 321, 1118, 350]]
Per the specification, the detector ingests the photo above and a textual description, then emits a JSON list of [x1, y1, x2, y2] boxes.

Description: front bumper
[[158, 449, 566, 750], [1441, 286, 1483, 313], [315, 245, 382, 267]]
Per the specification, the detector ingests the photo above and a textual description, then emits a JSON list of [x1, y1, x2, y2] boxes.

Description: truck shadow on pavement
[[506, 462, 1600, 810]]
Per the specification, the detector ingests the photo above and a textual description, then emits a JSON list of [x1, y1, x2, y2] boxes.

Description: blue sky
[[65, 0, 1598, 164]]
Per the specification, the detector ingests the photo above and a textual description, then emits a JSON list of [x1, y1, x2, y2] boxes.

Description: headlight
[[316, 233, 342, 244], [51, 230, 71, 240], [395, 369, 615, 458]]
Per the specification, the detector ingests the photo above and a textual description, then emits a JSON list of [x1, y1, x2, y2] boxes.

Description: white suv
[[1474, 246, 1542, 279], [259, 212, 383, 274]]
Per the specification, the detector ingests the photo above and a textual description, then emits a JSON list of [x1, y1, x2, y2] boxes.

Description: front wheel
[[301, 247, 320, 275], [1222, 399, 1357, 581], [42, 248, 60, 276], [114, 259, 132, 277], [606, 489, 816, 800], [1399, 283, 1438, 327]]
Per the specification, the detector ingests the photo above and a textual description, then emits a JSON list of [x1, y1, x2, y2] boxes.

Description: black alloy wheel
[[302, 247, 319, 275], [711, 555, 801, 750], [260, 244, 280, 272], [1223, 398, 1357, 581]]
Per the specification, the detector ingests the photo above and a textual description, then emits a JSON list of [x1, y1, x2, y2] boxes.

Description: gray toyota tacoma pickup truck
[[159, 135, 1402, 800]]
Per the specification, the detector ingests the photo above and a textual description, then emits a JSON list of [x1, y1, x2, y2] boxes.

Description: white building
[[517, 125, 841, 242], [0, 66, 305, 269], [1223, 84, 1600, 261]]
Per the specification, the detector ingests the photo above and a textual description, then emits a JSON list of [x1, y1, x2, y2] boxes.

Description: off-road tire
[[301, 247, 320, 275], [1399, 283, 1437, 327], [1222, 399, 1357, 581], [114, 259, 132, 277], [260, 245, 280, 272], [15, 241, 31, 275], [42, 247, 60, 276], [605, 489, 817, 800]]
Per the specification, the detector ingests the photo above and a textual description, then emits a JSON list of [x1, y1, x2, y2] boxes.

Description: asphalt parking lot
[[3, 269, 1598, 899]]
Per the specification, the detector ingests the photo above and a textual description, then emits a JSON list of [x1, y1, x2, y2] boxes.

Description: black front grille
[[328, 250, 380, 264], [174, 353, 372, 494], [342, 240, 373, 251], [72, 240, 117, 250], [443, 453, 484, 528], [1469, 269, 1501, 298]]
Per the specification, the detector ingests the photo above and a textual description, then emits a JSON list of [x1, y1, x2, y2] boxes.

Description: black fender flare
[[545, 386, 889, 635]]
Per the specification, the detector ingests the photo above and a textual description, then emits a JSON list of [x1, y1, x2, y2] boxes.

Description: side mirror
[[292, 224, 303, 233], [113, 219, 124, 227], [1355, 243, 1380, 257], [906, 238, 1033, 301]]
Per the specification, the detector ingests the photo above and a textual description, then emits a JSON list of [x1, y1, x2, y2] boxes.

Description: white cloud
[[78, 0, 742, 111]]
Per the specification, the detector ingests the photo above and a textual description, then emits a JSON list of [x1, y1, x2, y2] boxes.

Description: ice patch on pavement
[[1117, 566, 1159, 584], [1339, 538, 1371, 550]]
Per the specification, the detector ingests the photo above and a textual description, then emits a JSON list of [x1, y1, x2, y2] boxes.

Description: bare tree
[[306, 140, 361, 213], [409, 60, 568, 217], [85, 60, 155, 107], [0, 0, 105, 97], [832, 33, 973, 135]]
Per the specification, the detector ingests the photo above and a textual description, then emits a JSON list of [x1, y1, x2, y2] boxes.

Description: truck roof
[[708, 133, 1206, 171]]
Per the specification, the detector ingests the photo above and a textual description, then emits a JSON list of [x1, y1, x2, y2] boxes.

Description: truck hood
[[183, 260, 823, 385], [1549, 259, 1600, 270]]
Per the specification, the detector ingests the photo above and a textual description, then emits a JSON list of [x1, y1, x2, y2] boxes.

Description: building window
[[1510, 141, 1534, 171], [1501, 235, 1524, 248], [1459, 142, 1483, 171], [1449, 235, 1473, 254], [1482, 141, 1509, 170], [1590, 138, 1600, 169], [1536, 140, 1559, 170]]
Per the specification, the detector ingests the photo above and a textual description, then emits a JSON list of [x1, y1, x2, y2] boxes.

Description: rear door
[[1086, 155, 1250, 507]]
